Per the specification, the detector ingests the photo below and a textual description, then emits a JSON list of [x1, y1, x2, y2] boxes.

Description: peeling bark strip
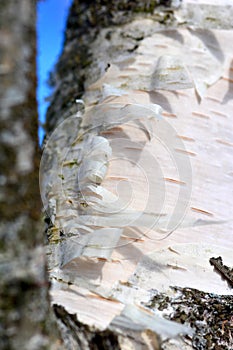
[[46, 0, 233, 132], [0, 1, 62, 349], [44, 0, 233, 349]]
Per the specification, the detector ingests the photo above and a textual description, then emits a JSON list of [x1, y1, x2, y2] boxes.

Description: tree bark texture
[[0, 1, 62, 349], [43, 1, 233, 349]]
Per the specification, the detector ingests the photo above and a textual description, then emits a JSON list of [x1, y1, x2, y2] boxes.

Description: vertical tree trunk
[[32, 0, 233, 349], [0, 1, 61, 349], [43, 0, 233, 348]]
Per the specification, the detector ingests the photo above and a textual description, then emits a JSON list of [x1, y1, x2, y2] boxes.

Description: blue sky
[[37, 0, 73, 144]]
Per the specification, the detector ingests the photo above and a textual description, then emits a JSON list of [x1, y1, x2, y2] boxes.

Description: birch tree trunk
[[42, 0, 233, 349], [0, 1, 62, 349]]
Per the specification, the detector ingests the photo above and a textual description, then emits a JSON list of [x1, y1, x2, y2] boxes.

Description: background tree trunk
[[0, 1, 62, 349]]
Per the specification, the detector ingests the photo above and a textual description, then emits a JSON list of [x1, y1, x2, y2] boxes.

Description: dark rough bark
[[144, 287, 233, 350], [54, 305, 122, 350], [0, 1, 62, 349]]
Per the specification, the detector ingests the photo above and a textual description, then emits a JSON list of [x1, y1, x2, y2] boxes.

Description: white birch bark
[[42, 1, 233, 348]]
